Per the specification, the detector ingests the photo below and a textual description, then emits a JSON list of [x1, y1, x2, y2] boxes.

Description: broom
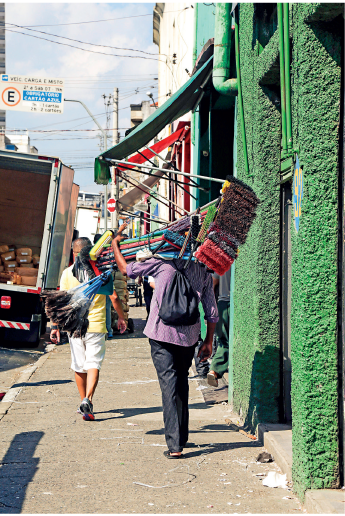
[[195, 177, 259, 274], [42, 270, 113, 338]]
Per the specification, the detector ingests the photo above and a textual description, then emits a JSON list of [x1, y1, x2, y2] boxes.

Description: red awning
[[117, 127, 187, 171]]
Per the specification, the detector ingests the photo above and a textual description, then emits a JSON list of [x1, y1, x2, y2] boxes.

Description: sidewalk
[[0, 306, 303, 514]]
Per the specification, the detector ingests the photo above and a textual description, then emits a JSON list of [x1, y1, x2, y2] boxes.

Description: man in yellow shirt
[[50, 237, 126, 421]]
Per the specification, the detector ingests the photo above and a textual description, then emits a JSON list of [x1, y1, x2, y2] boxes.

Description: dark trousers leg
[[150, 339, 196, 453], [210, 300, 230, 378]]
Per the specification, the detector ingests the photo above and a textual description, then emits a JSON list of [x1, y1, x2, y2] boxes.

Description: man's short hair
[[73, 237, 92, 253], [93, 233, 102, 244]]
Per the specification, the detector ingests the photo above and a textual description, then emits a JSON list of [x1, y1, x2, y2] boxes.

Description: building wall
[[154, 2, 194, 107], [289, 3, 343, 496], [233, 2, 343, 497], [153, 3, 194, 222], [233, 3, 281, 429]]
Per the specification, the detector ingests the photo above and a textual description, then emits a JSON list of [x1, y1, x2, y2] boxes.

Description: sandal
[[163, 450, 184, 459], [207, 372, 218, 387]]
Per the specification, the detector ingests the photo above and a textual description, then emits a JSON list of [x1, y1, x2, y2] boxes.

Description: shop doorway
[[280, 181, 292, 423]]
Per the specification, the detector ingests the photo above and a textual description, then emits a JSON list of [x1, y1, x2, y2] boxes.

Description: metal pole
[[277, 4, 287, 155], [111, 87, 119, 229], [109, 158, 226, 184], [234, 9, 252, 177], [283, 3, 292, 151], [64, 98, 109, 230]]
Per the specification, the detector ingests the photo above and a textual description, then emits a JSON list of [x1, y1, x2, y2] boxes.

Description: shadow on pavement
[[182, 440, 262, 458], [0, 431, 43, 513], [146, 423, 243, 435], [95, 402, 213, 421], [12, 379, 73, 388], [0, 349, 41, 375]]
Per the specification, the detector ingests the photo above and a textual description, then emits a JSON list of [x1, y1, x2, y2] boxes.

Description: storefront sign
[[293, 155, 303, 232]]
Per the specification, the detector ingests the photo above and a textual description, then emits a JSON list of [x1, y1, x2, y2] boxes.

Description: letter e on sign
[[2, 87, 21, 107]]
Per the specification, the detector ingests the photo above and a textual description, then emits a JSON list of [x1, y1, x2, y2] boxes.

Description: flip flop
[[163, 451, 184, 459], [207, 372, 218, 387]]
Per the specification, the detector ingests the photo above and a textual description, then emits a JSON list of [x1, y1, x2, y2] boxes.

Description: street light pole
[[111, 88, 119, 229], [64, 98, 109, 230]]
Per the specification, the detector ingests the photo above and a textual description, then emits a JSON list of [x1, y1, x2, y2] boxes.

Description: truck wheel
[[127, 318, 134, 334]]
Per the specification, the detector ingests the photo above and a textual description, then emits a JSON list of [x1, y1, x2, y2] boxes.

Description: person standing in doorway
[[207, 269, 231, 387]]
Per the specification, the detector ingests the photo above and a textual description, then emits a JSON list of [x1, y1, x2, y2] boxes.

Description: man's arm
[[198, 321, 216, 362], [109, 291, 127, 334], [111, 222, 129, 275]]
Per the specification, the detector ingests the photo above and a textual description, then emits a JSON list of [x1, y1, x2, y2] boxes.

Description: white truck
[[0, 150, 79, 346], [75, 205, 100, 243]]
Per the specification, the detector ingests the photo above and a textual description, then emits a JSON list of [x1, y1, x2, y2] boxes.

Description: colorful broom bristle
[[191, 214, 200, 240], [208, 233, 237, 260], [215, 178, 259, 245], [163, 230, 191, 251], [195, 240, 234, 275], [196, 205, 217, 243], [208, 223, 240, 249]]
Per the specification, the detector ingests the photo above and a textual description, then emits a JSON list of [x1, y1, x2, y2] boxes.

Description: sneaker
[[107, 331, 113, 340], [79, 397, 95, 421], [77, 407, 82, 415]]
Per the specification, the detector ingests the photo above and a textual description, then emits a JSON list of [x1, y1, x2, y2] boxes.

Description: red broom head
[[195, 240, 234, 275]]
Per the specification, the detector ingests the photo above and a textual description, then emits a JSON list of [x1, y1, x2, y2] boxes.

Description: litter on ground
[[262, 471, 288, 489]]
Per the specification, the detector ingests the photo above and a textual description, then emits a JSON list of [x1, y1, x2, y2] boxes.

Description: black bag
[[158, 261, 200, 326]]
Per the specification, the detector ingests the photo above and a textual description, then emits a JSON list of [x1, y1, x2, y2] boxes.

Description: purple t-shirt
[[126, 257, 218, 347]]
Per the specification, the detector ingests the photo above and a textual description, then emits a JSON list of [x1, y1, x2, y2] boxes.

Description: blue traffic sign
[[23, 91, 62, 103]]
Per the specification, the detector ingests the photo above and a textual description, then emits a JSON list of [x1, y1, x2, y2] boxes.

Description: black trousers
[[149, 338, 197, 453]]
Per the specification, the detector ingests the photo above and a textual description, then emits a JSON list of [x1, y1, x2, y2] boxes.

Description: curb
[[0, 344, 55, 421], [257, 423, 293, 481], [305, 489, 345, 514]]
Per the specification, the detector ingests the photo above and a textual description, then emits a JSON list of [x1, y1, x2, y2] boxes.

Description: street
[[0, 306, 302, 514]]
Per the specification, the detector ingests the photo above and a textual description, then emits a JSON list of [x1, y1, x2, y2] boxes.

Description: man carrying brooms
[[111, 223, 218, 458], [50, 237, 127, 421]]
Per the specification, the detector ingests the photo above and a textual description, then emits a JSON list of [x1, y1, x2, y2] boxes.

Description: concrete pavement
[[0, 306, 304, 514]]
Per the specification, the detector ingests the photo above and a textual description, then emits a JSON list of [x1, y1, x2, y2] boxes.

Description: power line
[[27, 111, 107, 130], [6, 128, 129, 132], [12, 8, 190, 28], [6, 28, 161, 61], [5, 22, 163, 56]]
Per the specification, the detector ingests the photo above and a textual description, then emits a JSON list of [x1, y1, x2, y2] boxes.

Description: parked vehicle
[[75, 205, 100, 243], [0, 150, 79, 346]]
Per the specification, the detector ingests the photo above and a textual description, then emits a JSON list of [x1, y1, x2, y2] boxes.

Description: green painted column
[[228, 97, 238, 405]]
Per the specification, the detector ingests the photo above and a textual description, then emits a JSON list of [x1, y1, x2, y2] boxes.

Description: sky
[[5, 2, 164, 192]]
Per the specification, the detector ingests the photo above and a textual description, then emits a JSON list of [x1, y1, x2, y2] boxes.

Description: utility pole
[[112, 87, 119, 229], [64, 98, 108, 230]]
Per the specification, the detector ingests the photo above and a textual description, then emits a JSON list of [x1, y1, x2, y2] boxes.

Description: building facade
[[153, 1, 344, 499]]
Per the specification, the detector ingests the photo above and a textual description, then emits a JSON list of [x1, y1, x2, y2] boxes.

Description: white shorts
[[69, 332, 106, 373]]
